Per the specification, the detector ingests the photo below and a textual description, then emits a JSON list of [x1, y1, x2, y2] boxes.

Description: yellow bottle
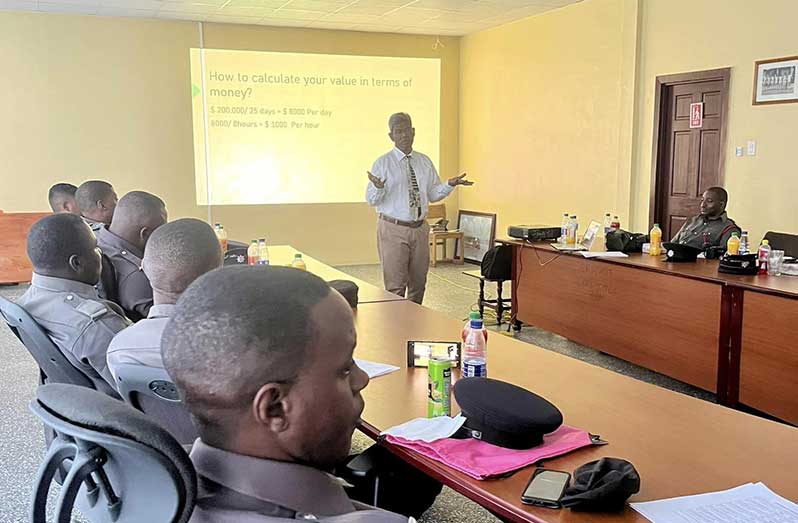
[[727, 232, 740, 255], [291, 253, 307, 270], [649, 223, 662, 256]]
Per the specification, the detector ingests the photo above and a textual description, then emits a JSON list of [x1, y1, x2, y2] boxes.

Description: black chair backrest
[[481, 244, 512, 281], [763, 231, 798, 258], [114, 363, 198, 445], [29, 383, 197, 523], [97, 252, 119, 304], [0, 296, 94, 389]]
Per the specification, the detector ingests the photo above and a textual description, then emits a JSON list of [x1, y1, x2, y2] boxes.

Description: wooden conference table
[[353, 299, 798, 523], [225, 245, 404, 305], [504, 240, 798, 424]]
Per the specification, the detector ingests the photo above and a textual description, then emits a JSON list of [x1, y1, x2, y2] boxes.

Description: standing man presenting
[[366, 112, 472, 304]]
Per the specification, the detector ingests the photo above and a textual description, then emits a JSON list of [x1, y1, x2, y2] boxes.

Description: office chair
[[763, 231, 798, 258], [0, 296, 94, 389], [113, 363, 198, 445], [29, 383, 196, 523]]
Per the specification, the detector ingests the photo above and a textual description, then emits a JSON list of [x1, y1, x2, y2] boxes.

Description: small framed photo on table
[[753, 56, 798, 105], [456, 210, 497, 264]]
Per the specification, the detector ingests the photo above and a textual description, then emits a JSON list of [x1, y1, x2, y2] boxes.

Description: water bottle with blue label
[[463, 317, 487, 378]]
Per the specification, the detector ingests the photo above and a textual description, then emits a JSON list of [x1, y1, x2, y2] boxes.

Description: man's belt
[[379, 214, 426, 228]]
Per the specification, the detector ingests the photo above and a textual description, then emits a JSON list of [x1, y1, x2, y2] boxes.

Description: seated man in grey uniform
[[162, 266, 412, 522], [16, 214, 131, 396], [106, 218, 222, 382], [96, 190, 167, 322], [47, 183, 80, 215], [671, 186, 741, 250], [75, 180, 118, 231]]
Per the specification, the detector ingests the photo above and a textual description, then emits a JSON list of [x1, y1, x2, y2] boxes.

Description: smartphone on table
[[520, 468, 571, 508]]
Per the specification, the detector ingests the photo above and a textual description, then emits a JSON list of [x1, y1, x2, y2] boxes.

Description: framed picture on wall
[[753, 56, 798, 105], [456, 210, 497, 264]]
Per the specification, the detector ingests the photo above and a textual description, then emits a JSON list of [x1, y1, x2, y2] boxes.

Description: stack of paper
[[354, 358, 399, 379], [631, 482, 798, 523], [579, 251, 629, 258]]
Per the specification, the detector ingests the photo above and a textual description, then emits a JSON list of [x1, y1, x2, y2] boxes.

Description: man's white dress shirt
[[365, 148, 453, 222]]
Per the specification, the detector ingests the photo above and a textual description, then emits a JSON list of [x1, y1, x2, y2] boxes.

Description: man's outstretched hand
[[448, 173, 474, 187], [367, 171, 385, 189]]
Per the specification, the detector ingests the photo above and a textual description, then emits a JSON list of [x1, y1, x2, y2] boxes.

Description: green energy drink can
[[427, 357, 452, 418]]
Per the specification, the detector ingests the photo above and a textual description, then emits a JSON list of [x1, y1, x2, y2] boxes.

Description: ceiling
[[0, 0, 582, 36]]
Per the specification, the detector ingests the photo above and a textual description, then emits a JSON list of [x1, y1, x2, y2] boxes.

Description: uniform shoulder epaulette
[[67, 297, 109, 321]]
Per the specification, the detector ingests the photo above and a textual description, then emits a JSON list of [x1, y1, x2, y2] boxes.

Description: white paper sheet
[[380, 414, 466, 442], [578, 251, 629, 258], [631, 482, 798, 523], [354, 358, 399, 379]]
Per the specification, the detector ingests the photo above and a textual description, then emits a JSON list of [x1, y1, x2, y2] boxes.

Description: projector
[[507, 225, 561, 242]]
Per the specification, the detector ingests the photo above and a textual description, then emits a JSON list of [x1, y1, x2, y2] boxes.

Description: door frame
[[649, 67, 731, 228]]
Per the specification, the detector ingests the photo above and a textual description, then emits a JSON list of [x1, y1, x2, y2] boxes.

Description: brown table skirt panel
[[740, 292, 798, 424], [513, 246, 721, 392]]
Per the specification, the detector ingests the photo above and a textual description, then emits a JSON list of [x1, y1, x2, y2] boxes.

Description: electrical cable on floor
[[427, 269, 482, 293]]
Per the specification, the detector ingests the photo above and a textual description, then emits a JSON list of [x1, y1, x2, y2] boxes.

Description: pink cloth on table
[[383, 425, 593, 480]]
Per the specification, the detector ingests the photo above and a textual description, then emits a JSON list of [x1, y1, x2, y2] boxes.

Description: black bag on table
[[481, 244, 512, 281], [605, 230, 649, 253]]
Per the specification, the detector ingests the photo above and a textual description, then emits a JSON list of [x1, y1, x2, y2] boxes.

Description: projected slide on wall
[[190, 48, 440, 205]]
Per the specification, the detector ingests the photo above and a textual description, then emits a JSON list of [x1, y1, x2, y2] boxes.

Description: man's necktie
[[405, 155, 421, 220]]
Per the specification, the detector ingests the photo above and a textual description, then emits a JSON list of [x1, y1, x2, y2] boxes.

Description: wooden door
[[651, 69, 730, 240]]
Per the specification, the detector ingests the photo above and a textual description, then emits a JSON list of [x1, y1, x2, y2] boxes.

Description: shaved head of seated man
[[106, 218, 222, 381], [16, 214, 130, 396], [75, 180, 118, 230], [96, 190, 168, 322], [47, 183, 80, 215], [671, 186, 741, 250], [162, 266, 411, 522]]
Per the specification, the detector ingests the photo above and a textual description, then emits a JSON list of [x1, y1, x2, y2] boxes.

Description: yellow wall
[[631, 0, 798, 243], [0, 12, 460, 264], [459, 0, 639, 237]]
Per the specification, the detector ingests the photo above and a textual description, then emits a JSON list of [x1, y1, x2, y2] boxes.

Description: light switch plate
[[736, 146, 744, 157], [747, 140, 757, 156]]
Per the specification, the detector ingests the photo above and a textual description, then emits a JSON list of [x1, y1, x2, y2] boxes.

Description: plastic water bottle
[[257, 238, 270, 265], [758, 240, 771, 275], [463, 318, 487, 378], [649, 223, 662, 256], [566, 215, 578, 245], [739, 231, 749, 255], [462, 311, 488, 344], [560, 213, 570, 243], [247, 240, 258, 266], [603, 213, 612, 235], [214, 223, 228, 253], [291, 253, 307, 270]]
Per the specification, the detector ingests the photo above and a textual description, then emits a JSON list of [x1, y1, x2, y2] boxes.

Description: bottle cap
[[731, 232, 739, 237], [294, 253, 302, 258], [762, 239, 769, 245], [654, 223, 659, 227], [470, 318, 484, 329], [469, 311, 480, 321]]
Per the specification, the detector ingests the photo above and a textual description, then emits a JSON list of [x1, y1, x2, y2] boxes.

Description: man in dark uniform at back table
[[75, 180, 118, 231], [162, 266, 413, 522], [671, 186, 741, 250], [47, 183, 81, 215], [96, 191, 167, 322], [16, 214, 131, 396]]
